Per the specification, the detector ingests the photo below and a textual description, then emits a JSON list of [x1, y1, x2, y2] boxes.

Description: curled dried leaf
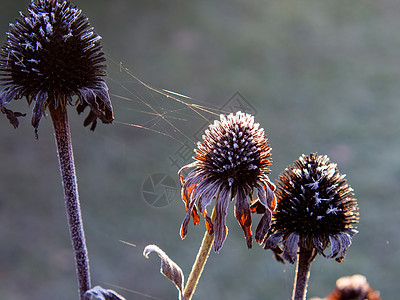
[[84, 286, 126, 300], [143, 244, 184, 300]]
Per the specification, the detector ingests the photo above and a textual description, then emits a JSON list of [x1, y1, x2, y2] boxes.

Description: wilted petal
[[79, 88, 98, 112], [180, 194, 198, 239], [191, 176, 214, 202], [93, 89, 113, 124], [258, 180, 276, 211], [178, 162, 198, 185], [266, 183, 277, 211], [214, 185, 231, 252], [94, 81, 112, 110], [234, 187, 253, 248], [191, 207, 200, 227], [253, 183, 274, 243], [84, 286, 126, 300], [282, 233, 300, 264], [0, 87, 20, 105], [338, 232, 352, 250], [76, 86, 113, 130], [0, 106, 26, 129], [76, 99, 86, 114], [264, 231, 284, 250], [255, 183, 266, 204], [83, 110, 98, 130], [31, 90, 48, 138], [312, 237, 326, 255], [328, 235, 341, 259], [180, 172, 201, 227], [197, 181, 222, 235], [197, 180, 221, 213], [187, 177, 213, 228], [250, 199, 266, 214], [255, 208, 272, 243], [335, 232, 352, 262], [143, 244, 184, 299], [201, 210, 214, 234], [181, 180, 195, 210], [181, 172, 201, 208]]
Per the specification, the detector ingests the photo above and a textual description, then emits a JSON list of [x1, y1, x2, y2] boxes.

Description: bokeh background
[[1, 0, 399, 299]]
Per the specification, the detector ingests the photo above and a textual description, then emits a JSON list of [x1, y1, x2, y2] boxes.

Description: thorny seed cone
[[0, 0, 113, 135], [179, 111, 276, 252], [263, 153, 359, 263]]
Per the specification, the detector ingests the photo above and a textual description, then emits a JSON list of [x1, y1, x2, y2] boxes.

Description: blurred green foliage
[[1, 0, 399, 299]]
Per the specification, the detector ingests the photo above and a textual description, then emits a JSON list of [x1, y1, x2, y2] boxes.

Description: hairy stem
[[183, 209, 216, 300], [49, 103, 90, 299], [292, 247, 315, 300]]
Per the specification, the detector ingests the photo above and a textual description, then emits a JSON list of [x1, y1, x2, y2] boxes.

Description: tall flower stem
[[49, 103, 90, 299], [183, 209, 216, 300], [292, 247, 315, 300]]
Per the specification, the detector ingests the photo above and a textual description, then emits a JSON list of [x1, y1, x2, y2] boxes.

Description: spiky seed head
[[0, 0, 113, 135], [196, 111, 272, 185], [264, 153, 359, 263], [179, 111, 276, 252]]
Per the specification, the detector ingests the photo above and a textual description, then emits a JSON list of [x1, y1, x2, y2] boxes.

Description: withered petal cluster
[[0, 0, 113, 136], [179, 111, 276, 252]]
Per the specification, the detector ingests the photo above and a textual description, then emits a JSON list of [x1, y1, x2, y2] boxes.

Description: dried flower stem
[[292, 247, 315, 300], [183, 209, 216, 300], [49, 103, 90, 299]]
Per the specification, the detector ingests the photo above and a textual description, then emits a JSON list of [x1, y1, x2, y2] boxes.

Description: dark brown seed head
[[264, 153, 359, 263], [0, 0, 113, 135]]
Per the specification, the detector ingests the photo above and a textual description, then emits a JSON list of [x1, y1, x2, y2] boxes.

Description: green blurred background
[[1, 0, 399, 299]]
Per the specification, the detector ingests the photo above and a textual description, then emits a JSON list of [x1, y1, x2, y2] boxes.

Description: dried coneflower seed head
[[264, 153, 359, 263], [0, 0, 113, 135], [324, 274, 381, 300], [179, 111, 276, 252]]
